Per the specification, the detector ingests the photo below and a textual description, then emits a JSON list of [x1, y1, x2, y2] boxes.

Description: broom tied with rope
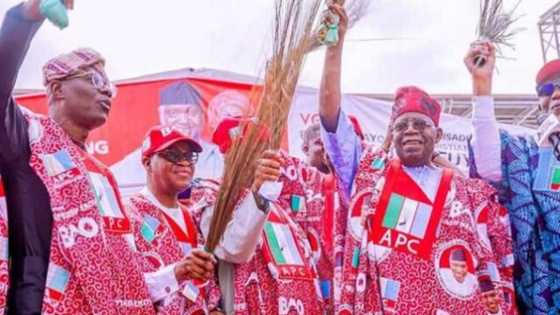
[[205, 0, 325, 252]]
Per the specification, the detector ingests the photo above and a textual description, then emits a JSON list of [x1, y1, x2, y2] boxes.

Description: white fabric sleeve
[[144, 263, 179, 303], [320, 110, 362, 200], [201, 192, 268, 264], [471, 96, 503, 181]]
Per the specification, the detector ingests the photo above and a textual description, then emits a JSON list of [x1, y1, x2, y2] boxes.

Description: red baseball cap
[[536, 59, 560, 85], [212, 117, 270, 154], [142, 125, 202, 158]]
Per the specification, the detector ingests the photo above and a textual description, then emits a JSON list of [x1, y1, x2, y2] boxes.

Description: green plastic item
[[39, 0, 69, 29], [319, 12, 340, 47], [323, 23, 339, 46]]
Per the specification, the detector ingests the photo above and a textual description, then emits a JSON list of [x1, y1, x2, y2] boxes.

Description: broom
[[206, 0, 324, 252], [474, 0, 524, 67]]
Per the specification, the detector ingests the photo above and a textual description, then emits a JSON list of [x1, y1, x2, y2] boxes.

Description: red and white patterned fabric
[[278, 154, 347, 313], [126, 186, 221, 314], [25, 112, 155, 314], [232, 200, 323, 315], [0, 179, 8, 315], [337, 147, 516, 315], [231, 152, 349, 315]]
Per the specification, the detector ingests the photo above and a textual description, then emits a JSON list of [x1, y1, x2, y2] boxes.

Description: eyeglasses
[[66, 71, 118, 98], [392, 118, 435, 132], [157, 148, 199, 165], [536, 78, 560, 97]]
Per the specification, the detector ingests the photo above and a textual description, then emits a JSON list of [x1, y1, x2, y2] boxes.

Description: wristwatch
[[252, 191, 271, 213]]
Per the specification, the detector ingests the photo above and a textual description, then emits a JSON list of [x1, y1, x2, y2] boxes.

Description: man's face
[[302, 129, 329, 172], [450, 259, 468, 283], [144, 141, 196, 195], [537, 74, 560, 119], [392, 112, 442, 167], [481, 290, 500, 314], [159, 104, 204, 139], [56, 70, 113, 131]]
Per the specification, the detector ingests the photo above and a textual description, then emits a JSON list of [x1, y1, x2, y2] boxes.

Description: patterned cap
[[392, 86, 441, 126], [42, 48, 106, 86]]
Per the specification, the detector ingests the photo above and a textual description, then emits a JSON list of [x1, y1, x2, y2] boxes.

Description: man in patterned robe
[[466, 41, 560, 314], [125, 126, 221, 314], [317, 4, 516, 314]]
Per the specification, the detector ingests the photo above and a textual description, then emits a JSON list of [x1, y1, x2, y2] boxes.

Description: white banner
[[288, 89, 534, 173]]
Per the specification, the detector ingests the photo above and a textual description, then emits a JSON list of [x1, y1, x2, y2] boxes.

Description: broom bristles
[[476, 0, 524, 58], [206, 0, 324, 252]]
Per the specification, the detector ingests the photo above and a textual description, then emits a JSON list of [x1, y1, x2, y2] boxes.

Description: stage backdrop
[[16, 68, 533, 195]]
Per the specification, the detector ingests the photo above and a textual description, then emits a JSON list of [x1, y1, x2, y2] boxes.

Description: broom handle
[[474, 54, 486, 67]]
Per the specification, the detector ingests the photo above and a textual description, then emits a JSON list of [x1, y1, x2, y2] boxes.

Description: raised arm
[[318, 4, 361, 199], [0, 1, 49, 163], [464, 41, 503, 182], [318, 3, 348, 132], [0, 1, 46, 98]]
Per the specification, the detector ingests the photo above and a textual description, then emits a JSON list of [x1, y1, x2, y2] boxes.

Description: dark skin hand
[[174, 249, 216, 283], [251, 150, 284, 193]]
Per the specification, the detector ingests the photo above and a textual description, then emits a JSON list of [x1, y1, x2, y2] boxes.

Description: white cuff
[[472, 96, 496, 121], [471, 96, 502, 181], [213, 192, 268, 263], [259, 181, 283, 202], [144, 263, 180, 303]]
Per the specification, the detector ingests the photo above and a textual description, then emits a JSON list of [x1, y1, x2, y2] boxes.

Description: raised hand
[[326, 2, 349, 47], [251, 150, 283, 193], [174, 249, 216, 282], [464, 40, 496, 96], [23, 0, 74, 21]]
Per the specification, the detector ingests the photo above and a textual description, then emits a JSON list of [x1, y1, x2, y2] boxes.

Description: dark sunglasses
[[157, 148, 199, 164], [537, 78, 560, 97]]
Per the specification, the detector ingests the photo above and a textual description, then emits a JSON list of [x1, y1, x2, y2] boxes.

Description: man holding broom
[[318, 3, 516, 314], [467, 41, 560, 314], [125, 125, 223, 314], [209, 117, 329, 314]]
